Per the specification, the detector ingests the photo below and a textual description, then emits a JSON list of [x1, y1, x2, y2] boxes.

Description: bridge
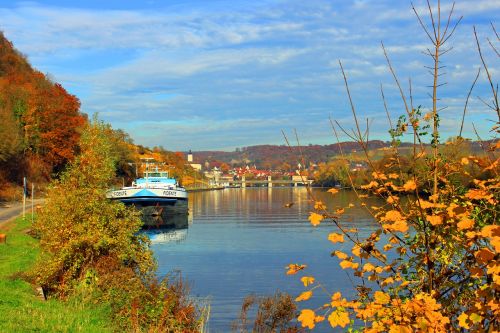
[[224, 176, 313, 188]]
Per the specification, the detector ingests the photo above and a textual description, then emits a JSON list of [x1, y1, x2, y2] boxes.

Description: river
[[147, 187, 379, 332]]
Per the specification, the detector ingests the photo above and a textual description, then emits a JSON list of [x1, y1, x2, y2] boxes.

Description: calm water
[[148, 187, 379, 332]]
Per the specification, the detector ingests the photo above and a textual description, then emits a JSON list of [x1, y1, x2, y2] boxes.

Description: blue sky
[[0, 0, 498, 151]]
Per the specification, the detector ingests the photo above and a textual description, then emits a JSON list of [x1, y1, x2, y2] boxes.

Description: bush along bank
[[27, 118, 201, 332]]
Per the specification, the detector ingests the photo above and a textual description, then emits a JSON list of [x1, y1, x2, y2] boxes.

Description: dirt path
[[0, 199, 44, 228]]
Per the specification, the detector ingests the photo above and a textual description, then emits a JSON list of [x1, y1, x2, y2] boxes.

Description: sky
[[0, 0, 498, 151]]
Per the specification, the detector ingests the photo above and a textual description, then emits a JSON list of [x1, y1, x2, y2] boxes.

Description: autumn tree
[[31, 117, 200, 331], [0, 32, 87, 187], [288, 2, 499, 332]]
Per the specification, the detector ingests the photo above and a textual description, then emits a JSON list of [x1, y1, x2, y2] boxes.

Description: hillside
[[191, 140, 493, 170], [0, 32, 86, 197], [192, 141, 405, 169]]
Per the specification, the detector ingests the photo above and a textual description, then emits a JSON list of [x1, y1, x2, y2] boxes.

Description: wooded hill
[[191, 140, 491, 170], [0, 32, 86, 193]]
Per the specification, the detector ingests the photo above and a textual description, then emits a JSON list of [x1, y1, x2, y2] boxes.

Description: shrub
[[31, 117, 200, 332]]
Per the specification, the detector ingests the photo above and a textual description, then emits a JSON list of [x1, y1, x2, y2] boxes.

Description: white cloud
[[0, 0, 496, 150]]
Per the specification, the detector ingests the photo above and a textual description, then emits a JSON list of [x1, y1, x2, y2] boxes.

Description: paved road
[[0, 199, 44, 226]]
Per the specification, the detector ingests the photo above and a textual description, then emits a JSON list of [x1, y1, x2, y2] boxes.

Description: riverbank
[[0, 217, 113, 332], [186, 186, 225, 192]]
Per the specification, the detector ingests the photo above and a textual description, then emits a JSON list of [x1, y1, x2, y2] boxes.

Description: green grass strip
[[0, 217, 113, 333]]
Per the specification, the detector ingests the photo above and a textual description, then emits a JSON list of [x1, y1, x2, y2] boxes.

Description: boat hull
[[106, 187, 188, 228]]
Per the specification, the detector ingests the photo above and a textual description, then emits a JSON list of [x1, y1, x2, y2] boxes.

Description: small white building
[[186, 150, 202, 171]]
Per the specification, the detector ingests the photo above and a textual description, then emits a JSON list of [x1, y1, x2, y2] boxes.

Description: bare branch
[[380, 84, 394, 131], [339, 60, 365, 143], [335, 120, 358, 142], [441, 15, 463, 45], [487, 38, 500, 57], [477, 96, 495, 110], [412, 2, 436, 44], [441, 1, 455, 39], [426, 0, 438, 41], [474, 26, 500, 120], [459, 68, 481, 137], [491, 22, 499, 41], [440, 46, 454, 56]]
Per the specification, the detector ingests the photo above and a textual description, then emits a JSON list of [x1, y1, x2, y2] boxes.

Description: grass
[[0, 216, 113, 333]]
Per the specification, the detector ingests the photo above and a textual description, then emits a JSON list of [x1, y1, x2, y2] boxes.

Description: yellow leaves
[[465, 189, 494, 203], [382, 276, 395, 286], [298, 309, 325, 329], [327, 188, 339, 195], [372, 171, 387, 180], [361, 181, 379, 189], [389, 325, 412, 333], [301, 276, 315, 287], [362, 263, 375, 272], [384, 221, 408, 233], [419, 200, 446, 209], [331, 291, 342, 302], [286, 263, 306, 275], [308, 212, 323, 226], [333, 250, 348, 260], [382, 210, 405, 222], [429, 193, 439, 202], [447, 203, 466, 218], [458, 313, 470, 329], [419, 200, 434, 209], [388, 173, 399, 179], [373, 291, 390, 305], [328, 232, 344, 243], [386, 195, 398, 204], [352, 244, 362, 257], [482, 225, 500, 252], [297, 309, 316, 329], [314, 201, 326, 210], [461, 157, 469, 165], [457, 217, 474, 230], [426, 214, 443, 226], [340, 260, 359, 270], [402, 180, 417, 192], [416, 150, 426, 158], [381, 210, 409, 233], [335, 208, 345, 214], [481, 225, 500, 238], [328, 309, 350, 328], [295, 290, 313, 302]]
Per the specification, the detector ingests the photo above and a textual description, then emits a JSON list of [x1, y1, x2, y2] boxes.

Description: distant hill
[[192, 140, 391, 169], [190, 140, 493, 170]]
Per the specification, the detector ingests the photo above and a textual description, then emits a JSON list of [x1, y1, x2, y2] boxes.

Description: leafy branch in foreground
[[287, 1, 499, 332]]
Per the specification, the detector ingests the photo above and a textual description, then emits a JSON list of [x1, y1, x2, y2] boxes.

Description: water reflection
[[146, 228, 188, 245]]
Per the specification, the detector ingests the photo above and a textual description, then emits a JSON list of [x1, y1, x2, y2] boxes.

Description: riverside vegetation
[[284, 2, 499, 332], [0, 28, 204, 331], [27, 118, 202, 332]]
